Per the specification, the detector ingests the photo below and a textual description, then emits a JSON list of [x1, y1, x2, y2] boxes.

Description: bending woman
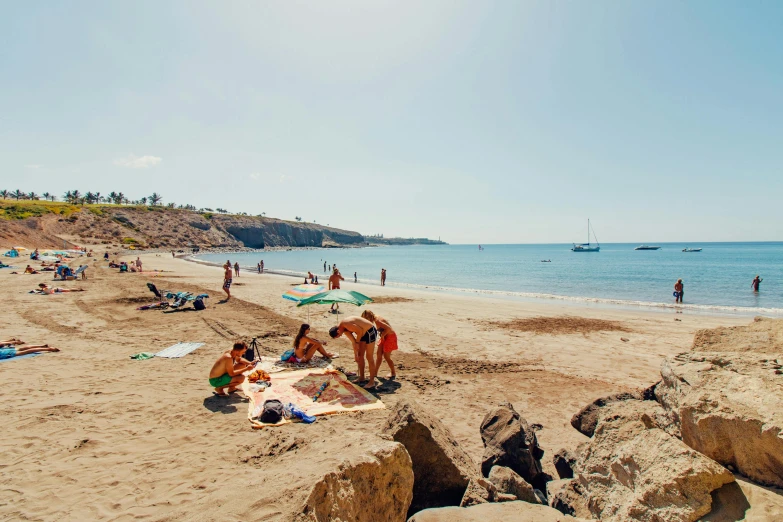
[[293, 324, 334, 362]]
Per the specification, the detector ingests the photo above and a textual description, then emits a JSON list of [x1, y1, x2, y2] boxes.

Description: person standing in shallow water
[[380, 268, 386, 286], [354, 271, 357, 283], [674, 279, 684, 303], [234, 262, 240, 277], [751, 275, 763, 292]]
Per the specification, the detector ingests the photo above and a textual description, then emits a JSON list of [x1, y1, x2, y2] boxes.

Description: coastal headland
[[1, 246, 782, 519]]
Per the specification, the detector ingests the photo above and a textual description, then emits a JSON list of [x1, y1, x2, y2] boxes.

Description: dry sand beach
[[1, 251, 781, 520]]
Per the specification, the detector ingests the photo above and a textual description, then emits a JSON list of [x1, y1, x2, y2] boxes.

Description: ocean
[[197, 243, 783, 316]]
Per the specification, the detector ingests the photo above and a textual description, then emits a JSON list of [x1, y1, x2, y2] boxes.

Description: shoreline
[[185, 254, 783, 319]]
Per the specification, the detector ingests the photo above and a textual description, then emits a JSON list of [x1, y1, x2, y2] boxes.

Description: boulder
[[298, 437, 413, 522], [487, 465, 541, 504], [459, 477, 498, 507], [570, 392, 641, 437], [575, 400, 734, 521], [553, 448, 577, 479], [657, 351, 783, 488], [547, 479, 593, 519], [479, 403, 548, 490], [382, 401, 480, 513], [408, 501, 587, 522]]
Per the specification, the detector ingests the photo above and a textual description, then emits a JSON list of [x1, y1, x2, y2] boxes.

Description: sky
[[1, 1, 782, 244]]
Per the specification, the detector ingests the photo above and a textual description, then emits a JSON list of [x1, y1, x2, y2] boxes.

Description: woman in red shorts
[[361, 310, 398, 380]]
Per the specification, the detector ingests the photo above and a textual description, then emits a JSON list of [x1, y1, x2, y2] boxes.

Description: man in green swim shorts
[[208, 341, 258, 395]]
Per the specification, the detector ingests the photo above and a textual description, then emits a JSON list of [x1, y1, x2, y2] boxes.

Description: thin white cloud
[[249, 172, 260, 180], [279, 174, 291, 183], [114, 155, 162, 169], [25, 164, 42, 169]]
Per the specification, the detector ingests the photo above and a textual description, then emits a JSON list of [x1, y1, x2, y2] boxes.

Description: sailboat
[[572, 219, 600, 252]]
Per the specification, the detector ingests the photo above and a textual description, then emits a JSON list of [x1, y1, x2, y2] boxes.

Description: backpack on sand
[[259, 399, 285, 424]]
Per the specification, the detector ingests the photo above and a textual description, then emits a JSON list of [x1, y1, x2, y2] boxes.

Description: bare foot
[[386, 374, 396, 380], [214, 388, 229, 396], [363, 380, 377, 389]]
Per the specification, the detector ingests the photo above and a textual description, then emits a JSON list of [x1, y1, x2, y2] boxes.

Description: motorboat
[[682, 247, 702, 252], [572, 219, 600, 252], [634, 245, 661, 250]]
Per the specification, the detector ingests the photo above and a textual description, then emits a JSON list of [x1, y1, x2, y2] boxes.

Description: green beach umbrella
[[296, 289, 373, 308]]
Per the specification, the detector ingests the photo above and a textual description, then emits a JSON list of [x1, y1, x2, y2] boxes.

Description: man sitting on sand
[[208, 341, 258, 395], [329, 315, 378, 388], [0, 343, 60, 360], [24, 265, 39, 274]]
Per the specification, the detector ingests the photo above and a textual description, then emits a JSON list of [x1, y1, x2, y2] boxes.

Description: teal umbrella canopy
[[296, 289, 373, 308]]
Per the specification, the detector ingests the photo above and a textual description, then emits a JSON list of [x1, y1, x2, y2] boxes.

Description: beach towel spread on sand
[[244, 369, 385, 428], [0, 352, 40, 363], [154, 342, 205, 358], [256, 356, 333, 373]]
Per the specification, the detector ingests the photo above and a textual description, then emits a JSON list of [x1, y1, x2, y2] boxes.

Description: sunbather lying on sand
[[208, 341, 258, 395], [0, 344, 60, 360], [33, 283, 86, 294], [0, 338, 25, 347], [293, 324, 335, 362]]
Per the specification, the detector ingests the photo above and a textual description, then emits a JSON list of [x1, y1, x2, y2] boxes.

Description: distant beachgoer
[[172, 251, 175, 258], [79, 265, 87, 280], [104, 252, 109, 260], [307, 271, 314, 283], [208, 341, 257, 395], [674, 279, 684, 303], [260, 260, 264, 273], [324, 261, 327, 273], [751, 275, 763, 292], [0, 344, 60, 360], [234, 262, 240, 277], [314, 275, 319, 284], [35, 283, 85, 294], [362, 310, 397, 381], [329, 269, 345, 313], [223, 263, 233, 300], [354, 271, 357, 283], [293, 324, 334, 362], [135, 257, 143, 273], [329, 315, 377, 388], [328, 264, 331, 272], [381, 268, 386, 286], [24, 265, 38, 274], [257, 262, 261, 274]]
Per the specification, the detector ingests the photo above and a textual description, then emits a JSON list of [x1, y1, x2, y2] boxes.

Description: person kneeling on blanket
[[208, 341, 258, 396]]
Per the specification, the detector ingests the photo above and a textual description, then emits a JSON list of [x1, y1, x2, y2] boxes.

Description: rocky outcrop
[[381, 401, 480, 514], [408, 501, 586, 522], [297, 437, 413, 522], [692, 316, 783, 354], [547, 479, 593, 519], [553, 448, 577, 479], [570, 392, 641, 437], [479, 403, 549, 491], [657, 351, 783, 488], [459, 477, 499, 507], [487, 466, 541, 504], [575, 400, 734, 521]]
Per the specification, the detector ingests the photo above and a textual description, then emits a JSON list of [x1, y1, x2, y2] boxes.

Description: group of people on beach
[[0, 338, 60, 360], [674, 275, 763, 304]]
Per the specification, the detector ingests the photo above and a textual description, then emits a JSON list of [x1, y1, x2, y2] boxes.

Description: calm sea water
[[198, 243, 783, 315]]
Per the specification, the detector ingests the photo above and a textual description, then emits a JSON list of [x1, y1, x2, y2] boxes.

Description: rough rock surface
[[657, 351, 783, 488], [547, 479, 594, 519], [553, 448, 577, 479], [479, 403, 548, 490], [575, 400, 734, 521], [459, 477, 498, 507], [692, 316, 783, 354], [297, 437, 413, 522], [408, 501, 586, 522], [381, 401, 480, 514], [487, 465, 541, 504], [570, 392, 641, 437]]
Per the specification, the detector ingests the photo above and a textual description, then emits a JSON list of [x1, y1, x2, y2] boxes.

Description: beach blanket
[[244, 368, 385, 428], [257, 355, 333, 373], [154, 342, 204, 358], [0, 352, 40, 363]]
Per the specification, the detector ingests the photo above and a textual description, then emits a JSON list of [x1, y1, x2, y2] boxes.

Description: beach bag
[[193, 297, 206, 311], [281, 349, 295, 362], [259, 399, 284, 423]]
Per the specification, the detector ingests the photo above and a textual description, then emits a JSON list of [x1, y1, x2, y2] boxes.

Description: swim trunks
[[359, 326, 378, 344], [0, 348, 17, 360], [379, 332, 398, 353], [223, 278, 232, 289], [209, 373, 232, 388]]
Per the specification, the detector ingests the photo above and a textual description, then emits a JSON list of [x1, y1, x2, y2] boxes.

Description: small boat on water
[[572, 219, 600, 252], [682, 247, 702, 252], [634, 245, 661, 250]]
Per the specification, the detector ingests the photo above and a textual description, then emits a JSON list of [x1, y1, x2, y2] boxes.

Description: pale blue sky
[[2, 1, 782, 243]]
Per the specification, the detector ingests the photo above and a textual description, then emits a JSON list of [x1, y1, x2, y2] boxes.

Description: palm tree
[[85, 192, 96, 204], [42, 192, 51, 201], [70, 190, 82, 204], [166, 202, 176, 208], [108, 192, 118, 204], [12, 189, 24, 200], [149, 193, 162, 206], [28, 192, 39, 200], [116, 192, 125, 205], [0, 190, 8, 199], [139, 196, 147, 205], [93, 192, 101, 204]]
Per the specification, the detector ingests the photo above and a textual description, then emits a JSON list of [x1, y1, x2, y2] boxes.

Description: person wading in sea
[[751, 275, 763, 292], [674, 279, 684, 303]]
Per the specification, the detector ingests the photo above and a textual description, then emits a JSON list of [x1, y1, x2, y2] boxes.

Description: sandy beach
[[0, 251, 757, 520]]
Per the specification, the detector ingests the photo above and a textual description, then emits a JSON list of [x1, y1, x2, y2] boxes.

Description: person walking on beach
[[260, 260, 264, 273], [328, 268, 345, 313], [234, 262, 240, 277], [329, 316, 377, 388], [381, 268, 386, 286], [222, 263, 233, 301], [362, 310, 397, 381], [674, 279, 684, 303], [354, 271, 357, 283], [135, 257, 143, 273], [751, 275, 763, 292], [324, 261, 327, 273]]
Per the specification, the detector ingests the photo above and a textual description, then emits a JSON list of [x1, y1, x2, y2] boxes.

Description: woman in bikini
[[361, 310, 398, 380], [293, 324, 335, 362]]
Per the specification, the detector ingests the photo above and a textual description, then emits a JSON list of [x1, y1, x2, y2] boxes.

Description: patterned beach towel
[[256, 355, 333, 373]]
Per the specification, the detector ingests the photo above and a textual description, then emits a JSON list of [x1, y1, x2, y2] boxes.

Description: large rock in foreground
[[657, 351, 783, 488], [298, 437, 413, 522], [575, 400, 734, 521], [479, 403, 549, 490], [570, 392, 641, 437], [408, 501, 586, 522], [382, 401, 480, 513], [487, 465, 541, 504]]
